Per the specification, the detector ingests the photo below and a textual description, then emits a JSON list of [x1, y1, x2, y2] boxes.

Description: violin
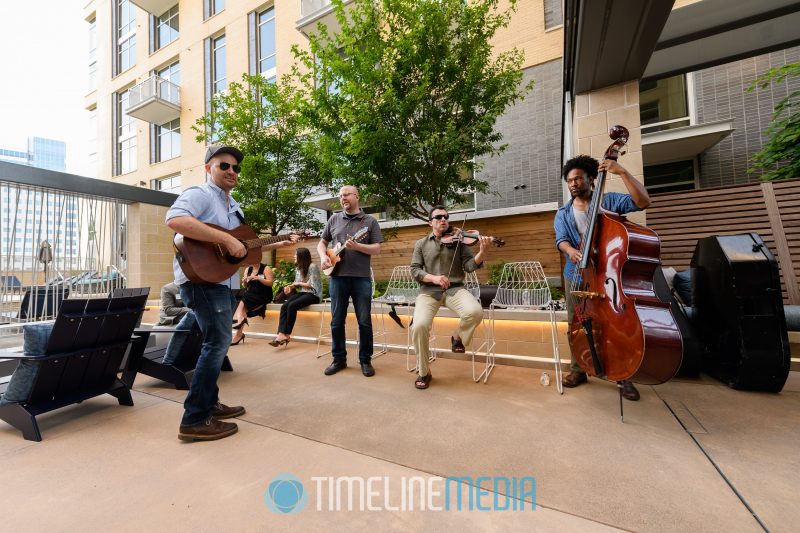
[[440, 227, 505, 248]]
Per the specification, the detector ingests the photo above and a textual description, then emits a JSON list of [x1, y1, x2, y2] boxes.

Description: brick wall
[[695, 45, 800, 188], [475, 60, 563, 211]]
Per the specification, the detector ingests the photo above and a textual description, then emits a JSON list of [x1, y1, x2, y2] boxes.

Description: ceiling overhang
[[642, 119, 735, 165], [564, 0, 800, 96], [644, 0, 800, 81]]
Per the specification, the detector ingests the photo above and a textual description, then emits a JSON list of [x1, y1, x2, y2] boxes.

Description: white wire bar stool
[[481, 261, 563, 393], [315, 268, 383, 358]]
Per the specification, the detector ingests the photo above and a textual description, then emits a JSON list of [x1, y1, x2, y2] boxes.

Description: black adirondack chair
[[122, 325, 234, 391], [0, 294, 149, 441]]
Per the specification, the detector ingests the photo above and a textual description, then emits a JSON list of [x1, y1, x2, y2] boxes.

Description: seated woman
[[231, 263, 275, 345], [270, 247, 322, 347]]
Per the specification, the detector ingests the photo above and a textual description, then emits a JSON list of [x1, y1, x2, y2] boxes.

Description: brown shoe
[[178, 418, 238, 441], [620, 381, 640, 401], [562, 371, 588, 388], [211, 402, 246, 419]]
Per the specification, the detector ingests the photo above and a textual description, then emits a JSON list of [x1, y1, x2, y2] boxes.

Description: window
[[447, 191, 477, 213], [156, 60, 180, 104], [644, 160, 696, 193], [640, 75, 690, 134], [362, 205, 388, 222], [88, 17, 97, 90], [155, 119, 180, 162], [204, 0, 225, 19], [151, 174, 181, 193], [257, 7, 276, 80], [211, 34, 227, 95], [154, 5, 179, 51], [115, 89, 137, 175], [207, 34, 226, 141], [150, 62, 180, 163], [544, 0, 563, 30], [115, 0, 137, 75], [88, 107, 97, 173]]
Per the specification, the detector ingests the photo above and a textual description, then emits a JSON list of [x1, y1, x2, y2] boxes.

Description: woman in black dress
[[231, 263, 274, 345]]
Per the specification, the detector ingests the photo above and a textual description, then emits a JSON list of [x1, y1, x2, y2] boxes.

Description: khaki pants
[[411, 289, 483, 377]]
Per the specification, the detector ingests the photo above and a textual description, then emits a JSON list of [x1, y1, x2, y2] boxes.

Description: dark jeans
[[329, 276, 373, 364], [278, 292, 319, 334], [179, 283, 237, 426]]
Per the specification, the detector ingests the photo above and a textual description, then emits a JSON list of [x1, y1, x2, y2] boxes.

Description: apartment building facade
[[85, 0, 798, 287]]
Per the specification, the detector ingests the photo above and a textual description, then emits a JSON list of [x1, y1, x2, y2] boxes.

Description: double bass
[[568, 125, 682, 388]]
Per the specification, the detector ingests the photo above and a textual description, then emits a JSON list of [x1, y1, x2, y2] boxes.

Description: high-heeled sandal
[[230, 334, 246, 346], [232, 318, 249, 330], [268, 338, 290, 347]]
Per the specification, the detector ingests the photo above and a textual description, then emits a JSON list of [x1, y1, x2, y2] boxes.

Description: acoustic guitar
[[174, 223, 302, 284], [323, 227, 370, 276]]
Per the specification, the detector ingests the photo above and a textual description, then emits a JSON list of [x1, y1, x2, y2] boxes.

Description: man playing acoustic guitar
[[317, 185, 383, 377], [166, 145, 295, 441]]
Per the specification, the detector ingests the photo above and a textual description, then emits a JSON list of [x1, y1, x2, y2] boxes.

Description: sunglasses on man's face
[[431, 214, 449, 220], [218, 162, 241, 173]]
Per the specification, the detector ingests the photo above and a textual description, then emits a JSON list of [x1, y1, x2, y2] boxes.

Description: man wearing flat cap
[[166, 145, 295, 442]]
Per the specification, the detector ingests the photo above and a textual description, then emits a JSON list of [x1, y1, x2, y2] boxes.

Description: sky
[[0, 1, 94, 177]]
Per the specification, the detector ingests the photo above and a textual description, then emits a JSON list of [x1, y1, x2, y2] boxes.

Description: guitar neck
[[242, 234, 293, 250]]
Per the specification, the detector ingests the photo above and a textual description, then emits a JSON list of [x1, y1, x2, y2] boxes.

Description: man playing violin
[[410, 206, 493, 389], [554, 155, 650, 401]]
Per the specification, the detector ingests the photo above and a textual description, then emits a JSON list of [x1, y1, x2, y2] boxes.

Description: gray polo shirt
[[411, 232, 483, 299], [321, 210, 383, 277]]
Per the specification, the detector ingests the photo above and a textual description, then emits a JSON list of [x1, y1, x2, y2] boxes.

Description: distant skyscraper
[[1, 137, 75, 271], [0, 137, 66, 171]]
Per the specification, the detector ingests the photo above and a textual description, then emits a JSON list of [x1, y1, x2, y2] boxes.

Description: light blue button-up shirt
[[554, 192, 641, 282], [166, 180, 245, 288]]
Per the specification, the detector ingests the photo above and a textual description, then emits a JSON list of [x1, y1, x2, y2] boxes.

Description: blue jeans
[[329, 276, 373, 364], [179, 283, 237, 426], [162, 310, 198, 365]]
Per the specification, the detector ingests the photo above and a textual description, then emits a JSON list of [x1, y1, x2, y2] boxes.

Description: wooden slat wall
[[648, 178, 800, 304], [276, 211, 561, 283]]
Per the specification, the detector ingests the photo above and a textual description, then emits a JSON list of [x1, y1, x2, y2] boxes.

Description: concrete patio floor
[[0, 334, 797, 532]]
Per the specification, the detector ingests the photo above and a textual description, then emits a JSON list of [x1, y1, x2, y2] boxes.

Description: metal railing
[[301, 0, 333, 18], [1, 181, 128, 328], [128, 74, 180, 109]]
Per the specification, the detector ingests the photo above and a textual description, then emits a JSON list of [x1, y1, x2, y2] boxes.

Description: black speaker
[[691, 233, 790, 392]]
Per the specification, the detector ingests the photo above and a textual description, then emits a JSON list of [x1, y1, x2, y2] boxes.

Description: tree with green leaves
[[292, 0, 533, 221], [193, 74, 329, 262], [748, 62, 800, 181]]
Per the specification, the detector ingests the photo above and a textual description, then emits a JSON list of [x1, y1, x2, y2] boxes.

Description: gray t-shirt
[[321, 210, 383, 277], [573, 208, 590, 239]]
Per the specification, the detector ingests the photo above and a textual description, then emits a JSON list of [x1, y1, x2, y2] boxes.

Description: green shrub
[[373, 280, 389, 298], [487, 260, 508, 285], [271, 259, 297, 298]]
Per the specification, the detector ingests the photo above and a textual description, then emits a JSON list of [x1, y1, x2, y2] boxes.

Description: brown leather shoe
[[211, 402, 246, 419], [178, 418, 238, 441], [620, 381, 640, 401], [562, 371, 588, 388]]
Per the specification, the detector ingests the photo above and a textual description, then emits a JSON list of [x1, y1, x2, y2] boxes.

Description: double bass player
[[554, 155, 651, 401]]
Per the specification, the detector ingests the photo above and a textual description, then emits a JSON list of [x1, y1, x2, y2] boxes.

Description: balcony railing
[[126, 75, 180, 125], [298, 0, 353, 36], [129, 0, 173, 17]]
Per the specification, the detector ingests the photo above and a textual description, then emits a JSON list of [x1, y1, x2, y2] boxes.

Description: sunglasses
[[431, 214, 449, 220], [218, 162, 241, 173]]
